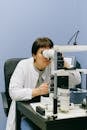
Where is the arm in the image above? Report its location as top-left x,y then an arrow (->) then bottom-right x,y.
69,70 -> 81,88
64,58 -> 81,87
9,61 -> 49,101
9,61 -> 33,101
32,83 -> 49,97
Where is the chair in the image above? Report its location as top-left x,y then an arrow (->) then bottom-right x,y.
1,58 -> 25,116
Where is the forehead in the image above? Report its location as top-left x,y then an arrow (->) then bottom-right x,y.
38,47 -> 50,52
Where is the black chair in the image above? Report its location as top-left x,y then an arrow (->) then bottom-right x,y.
1,58 -> 24,116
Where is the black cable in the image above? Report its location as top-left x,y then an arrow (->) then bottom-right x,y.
67,30 -> 80,45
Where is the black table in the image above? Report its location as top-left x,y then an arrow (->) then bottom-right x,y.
16,101 -> 87,130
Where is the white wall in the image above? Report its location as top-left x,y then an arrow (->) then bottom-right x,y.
0,0 -> 87,91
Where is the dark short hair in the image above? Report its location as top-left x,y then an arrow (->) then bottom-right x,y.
31,37 -> 54,55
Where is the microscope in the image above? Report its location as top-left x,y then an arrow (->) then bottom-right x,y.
35,45 -> 87,119
42,49 -> 70,118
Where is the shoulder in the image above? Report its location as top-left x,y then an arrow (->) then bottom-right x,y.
18,57 -> 33,65
16,57 -> 34,69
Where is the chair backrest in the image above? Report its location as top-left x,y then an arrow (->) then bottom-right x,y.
4,58 -> 25,110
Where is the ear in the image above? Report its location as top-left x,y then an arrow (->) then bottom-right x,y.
33,54 -> 36,61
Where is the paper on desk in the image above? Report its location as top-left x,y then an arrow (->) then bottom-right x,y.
58,105 -> 87,119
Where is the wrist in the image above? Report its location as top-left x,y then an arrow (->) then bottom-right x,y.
32,87 -> 41,97
38,87 -> 41,95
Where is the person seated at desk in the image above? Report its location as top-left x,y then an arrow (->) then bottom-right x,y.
6,37 -> 81,130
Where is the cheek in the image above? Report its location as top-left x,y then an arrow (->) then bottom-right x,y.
36,55 -> 42,63
36,55 -> 42,60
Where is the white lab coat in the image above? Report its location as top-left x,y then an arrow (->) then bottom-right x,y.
6,58 -> 81,130
6,58 -> 51,130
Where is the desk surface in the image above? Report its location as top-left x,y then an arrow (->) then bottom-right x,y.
16,101 -> 87,130
30,102 -> 87,119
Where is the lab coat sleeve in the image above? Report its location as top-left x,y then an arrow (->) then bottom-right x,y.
69,70 -> 81,88
6,100 -> 16,130
9,62 -> 32,101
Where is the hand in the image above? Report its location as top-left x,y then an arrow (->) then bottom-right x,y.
32,83 -> 49,97
39,83 -> 49,95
